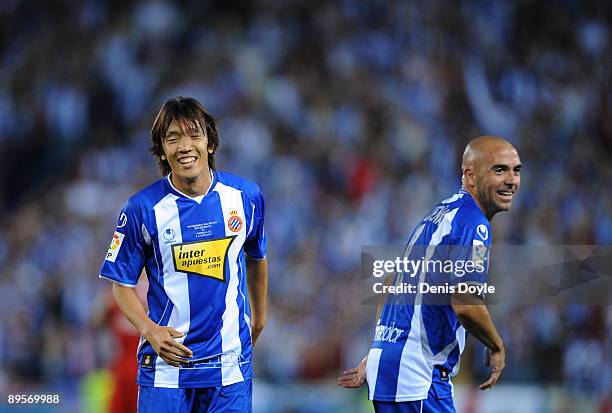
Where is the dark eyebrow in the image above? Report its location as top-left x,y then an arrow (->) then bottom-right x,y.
165,130 -> 180,137
491,164 -> 522,171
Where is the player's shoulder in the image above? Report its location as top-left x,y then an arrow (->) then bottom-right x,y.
215,170 -> 262,199
125,177 -> 171,211
439,189 -> 489,237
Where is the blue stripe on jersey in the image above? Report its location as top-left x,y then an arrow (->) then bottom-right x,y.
236,254 -> 253,377
367,189 -> 491,402
421,306 -> 459,355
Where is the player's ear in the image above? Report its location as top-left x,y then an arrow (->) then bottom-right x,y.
463,168 -> 476,188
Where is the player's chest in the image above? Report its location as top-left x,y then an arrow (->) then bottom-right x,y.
149,195 -> 248,281
153,195 -> 248,245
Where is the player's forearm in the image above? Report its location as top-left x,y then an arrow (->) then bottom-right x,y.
246,257 -> 268,329
112,283 -> 156,336
451,293 -> 504,352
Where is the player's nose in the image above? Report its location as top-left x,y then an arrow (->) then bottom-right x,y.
177,138 -> 193,152
504,172 -> 519,188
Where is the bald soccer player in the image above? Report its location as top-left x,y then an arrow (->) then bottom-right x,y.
339,137 -> 522,412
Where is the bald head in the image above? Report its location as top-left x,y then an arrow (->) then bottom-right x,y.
462,136 -> 517,171
461,136 -> 522,220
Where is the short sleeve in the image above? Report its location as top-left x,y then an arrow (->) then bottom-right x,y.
99,199 -> 147,287
244,190 -> 266,260
447,218 -> 491,286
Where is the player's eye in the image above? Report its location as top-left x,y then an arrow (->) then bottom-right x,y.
494,168 -> 504,174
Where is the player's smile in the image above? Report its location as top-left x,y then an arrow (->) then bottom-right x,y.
177,155 -> 198,168
495,189 -> 514,203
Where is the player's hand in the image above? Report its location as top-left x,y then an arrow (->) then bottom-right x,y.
251,319 -> 265,347
144,324 -> 193,367
338,356 -> 367,388
479,347 -> 505,390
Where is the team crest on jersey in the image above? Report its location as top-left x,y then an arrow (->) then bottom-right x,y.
141,353 -> 155,368
172,236 -> 236,282
226,210 -> 243,233
105,231 -> 124,263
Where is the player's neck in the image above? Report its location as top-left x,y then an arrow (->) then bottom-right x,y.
171,169 -> 213,198
462,185 -> 495,221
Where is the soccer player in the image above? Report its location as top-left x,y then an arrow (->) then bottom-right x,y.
339,136 -> 522,412
99,97 -> 268,413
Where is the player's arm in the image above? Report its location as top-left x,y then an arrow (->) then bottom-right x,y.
451,292 -> 505,390
338,273 -> 394,388
112,283 -> 192,366
246,256 -> 268,347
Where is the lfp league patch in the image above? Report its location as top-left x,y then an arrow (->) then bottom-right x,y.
105,231 -> 125,262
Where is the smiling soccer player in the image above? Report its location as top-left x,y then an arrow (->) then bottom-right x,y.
339,136 -> 521,413
100,97 -> 268,413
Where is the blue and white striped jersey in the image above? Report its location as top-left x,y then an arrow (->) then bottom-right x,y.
366,188 -> 491,402
99,170 -> 266,388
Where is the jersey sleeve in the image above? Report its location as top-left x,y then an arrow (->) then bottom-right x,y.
244,189 -> 267,260
99,199 -> 147,287
448,216 -> 491,286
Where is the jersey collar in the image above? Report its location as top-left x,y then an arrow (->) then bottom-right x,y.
166,170 -> 217,204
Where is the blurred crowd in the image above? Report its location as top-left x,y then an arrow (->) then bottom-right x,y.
0,0 -> 610,404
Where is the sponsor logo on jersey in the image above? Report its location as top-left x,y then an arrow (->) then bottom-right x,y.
117,212 -> 127,228
105,231 -> 125,262
477,224 -> 488,240
227,210 -> 243,232
163,228 -> 176,242
172,236 -> 236,281
374,322 -> 404,344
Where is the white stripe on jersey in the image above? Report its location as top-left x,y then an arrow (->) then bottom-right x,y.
441,192 -> 464,204
451,326 -> 466,376
395,208 -> 459,401
366,348 -> 383,398
153,193 -> 190,388
215,182 -> 246,386
247,203 -> 256,237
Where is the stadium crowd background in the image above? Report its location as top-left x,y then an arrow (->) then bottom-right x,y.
0,0 -> 610,412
